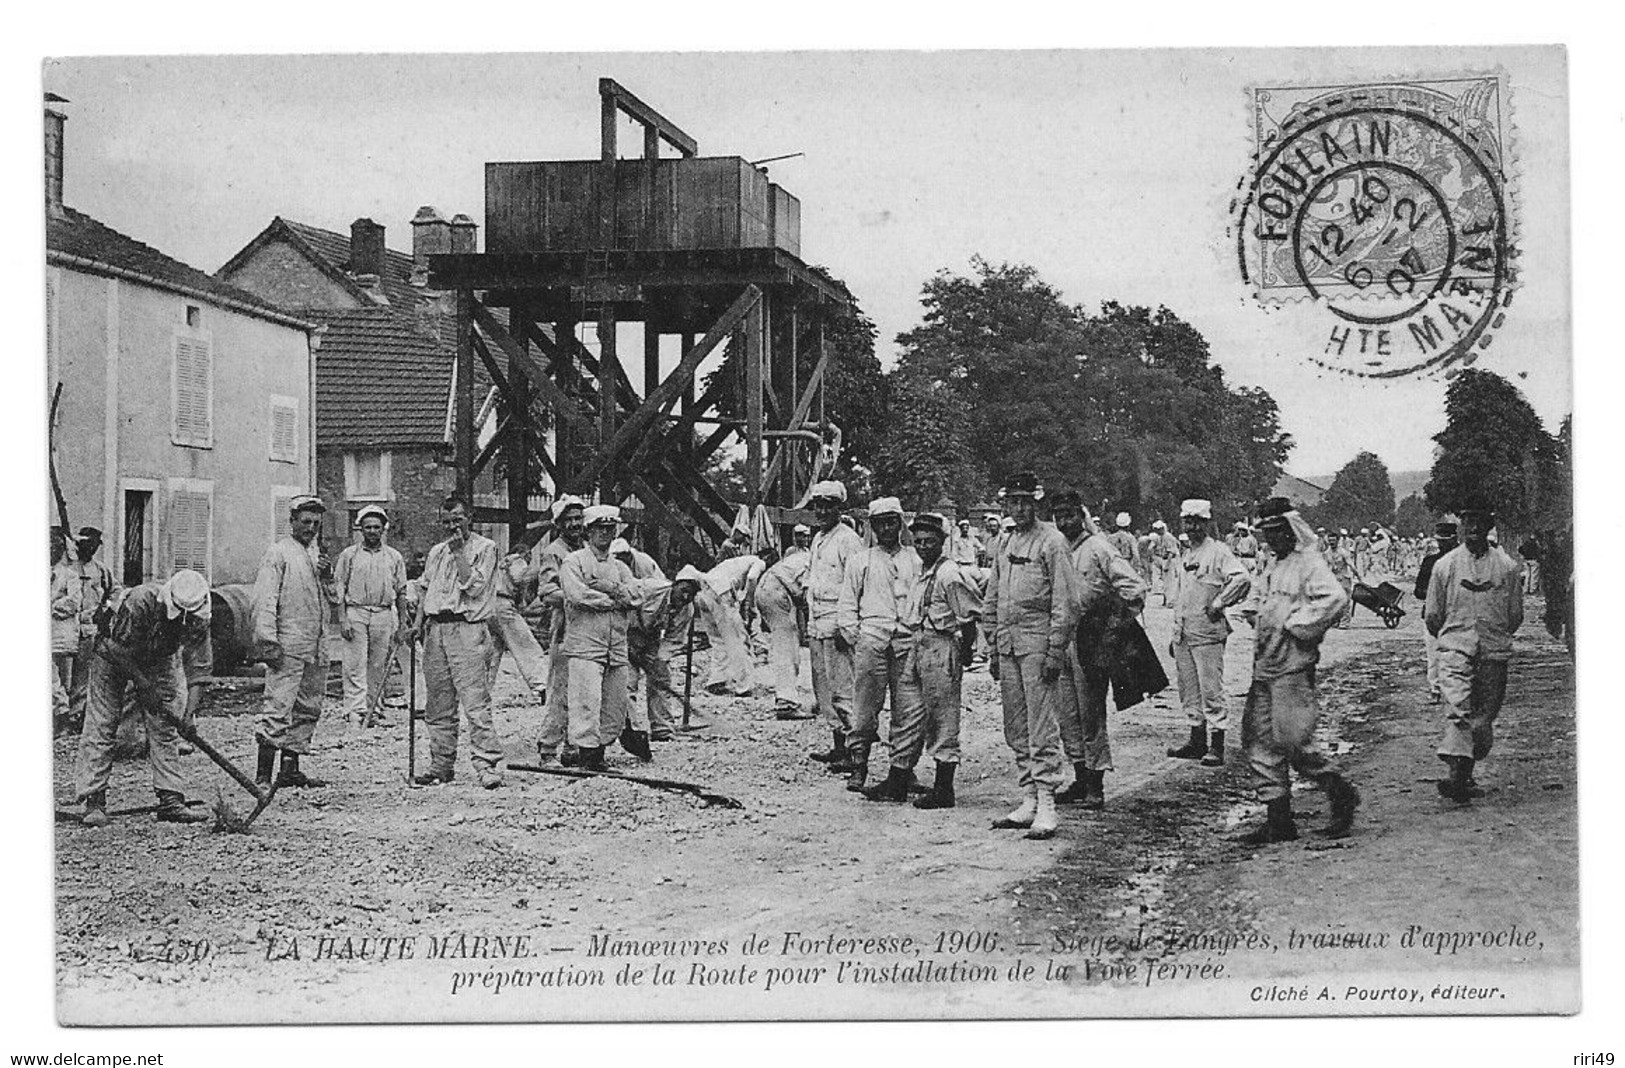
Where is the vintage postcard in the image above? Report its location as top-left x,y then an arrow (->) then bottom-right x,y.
43,45 -> 1575,1027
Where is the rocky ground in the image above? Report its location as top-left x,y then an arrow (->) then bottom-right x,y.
53,581 -> 1578,1023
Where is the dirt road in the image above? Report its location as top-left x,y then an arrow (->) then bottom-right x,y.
54,591 -> 1577,1023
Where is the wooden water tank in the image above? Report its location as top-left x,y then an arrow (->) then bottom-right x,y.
485,157 -> 801,257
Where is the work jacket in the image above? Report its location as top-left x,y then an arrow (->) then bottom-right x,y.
1169,537 -> 1251,646
51,562 -> 81,654
838,543 -> 921,646
1424,545 -> 1524,660
983,520 -> 1076,659
907,556 -> 982,635
757,548 -> 810,612
102,583 -> 209,669
806,523 -> 864,639
253,537 -> 331,660
420,532 -> 499,624
1107,530 -> 1140,568
561,546 -> 634,665
1251,542 -> 1348,680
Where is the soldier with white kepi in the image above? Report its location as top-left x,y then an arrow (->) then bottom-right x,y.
1165,497 -> 1251,767
804,480 -> 865,771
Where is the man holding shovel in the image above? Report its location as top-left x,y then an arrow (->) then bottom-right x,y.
70,570 -> 213,827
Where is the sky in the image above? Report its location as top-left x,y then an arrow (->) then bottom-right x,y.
42,47 -> 1568,479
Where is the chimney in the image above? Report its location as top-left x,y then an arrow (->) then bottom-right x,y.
45,93 -> 68,218
411,205 -> 451,286
350,217 -> 386,279
449,213 -> 478,255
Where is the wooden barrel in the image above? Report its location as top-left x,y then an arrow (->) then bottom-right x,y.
209,584 -> 258,670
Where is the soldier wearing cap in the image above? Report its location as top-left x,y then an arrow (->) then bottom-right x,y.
1324,528 -> 1359,627
70,569 -> 214,827
65,526 -> 119,723
1165,498 -> 1251,767
699,550 -> 765,696
334,505 -> 409,727
835,496 -> 923,795
984,472 -> 1076,840
1149,519 -> 1179,604
410,496 -> 503,788
1229,521 -> 1260,574
482,524 -> 551,707
560,504 -> 638,771
866,511 -> 980,808
619,563 -> 704,752
1425,500 -> 1523,804
1108,512 -> 1141,573
756,527 -> 814,719
51,528 -> 80,734
252,494 -> 337,789
805,481 -> 865,769
1414,516 -> 1461,704
1235,497 -> 1358,843
534,496 -> 587,765
1049,490 -> 1146,808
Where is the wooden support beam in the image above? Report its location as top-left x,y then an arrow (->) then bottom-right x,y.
599,78 -> 698,157
761,340 -> 833,494
471,334 -> 562,487
627,474 -> 713,568
592,285 -> 760,489
745,290 -> 764,505
647,461 -> 730,545
472,305 -> 596,439
644,324 -> 659,401
507,300 -> 534,543
455,290 -> 476,504
598,311 -> 617,494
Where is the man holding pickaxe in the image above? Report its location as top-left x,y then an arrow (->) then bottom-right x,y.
69,570 -> 213,827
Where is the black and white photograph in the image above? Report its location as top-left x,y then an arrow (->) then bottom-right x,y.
12,15 -> 1619,1063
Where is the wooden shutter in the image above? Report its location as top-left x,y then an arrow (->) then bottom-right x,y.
170,488 -> 212,576
272,492 -> 294,540
173,335 -> 213,446
270,397 -> 299,462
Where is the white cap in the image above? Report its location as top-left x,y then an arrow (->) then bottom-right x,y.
356,504 -> 389,525
583,504 -> 620,527
1180,499 -> 1212,519
550,495 -> 586,520
810,480 -> 847,503
792,523 -> 811,535
1001,517 -> 1016,531
675,564 -> 706,584
867,496 -> 904,518
1115,512 -> 1131,528
609,537 -> 633,556
1339,528 -> 1349,535
1152,519 -> 1167,530
162,569 -> 211,619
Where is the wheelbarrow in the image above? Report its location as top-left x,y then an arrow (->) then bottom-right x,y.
1352,580 -> 1406,628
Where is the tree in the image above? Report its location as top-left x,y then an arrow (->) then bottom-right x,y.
1393,492 -> 1433,536
884,259 -> 1293,522
1315,451 -> 1395,532
870,371 -> 987,509
1425,369 -> 1560,546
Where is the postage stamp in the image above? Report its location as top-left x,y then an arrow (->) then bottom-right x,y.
1232,77 -> 1516,379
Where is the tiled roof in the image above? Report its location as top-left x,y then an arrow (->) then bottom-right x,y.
311,308 -> 452,450
46,207 -> 311,328
279,219 -> 427,309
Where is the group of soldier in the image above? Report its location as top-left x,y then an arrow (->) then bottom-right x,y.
53,471 -> 1532,845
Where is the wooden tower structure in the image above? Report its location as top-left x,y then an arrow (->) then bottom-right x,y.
431,79 -> 849,565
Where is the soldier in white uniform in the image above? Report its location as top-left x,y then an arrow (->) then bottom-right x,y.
334,505 -> 409,727
984,473 -> 1076,841
534,496 -> 586,765
756,531 -> 813,719
804,481 -> 865,770
1165,498 -> 1251,768
252,495 -> 336,789
559,505 -> 637,772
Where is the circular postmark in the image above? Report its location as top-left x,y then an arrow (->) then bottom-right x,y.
1232,79 -> 1515,379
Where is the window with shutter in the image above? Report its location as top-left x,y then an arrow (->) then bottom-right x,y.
169,487 -> 212,577
269,395 -> 299,462
172,334 -> 213,447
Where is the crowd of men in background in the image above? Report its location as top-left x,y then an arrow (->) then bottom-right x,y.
51,473 -> 1563,843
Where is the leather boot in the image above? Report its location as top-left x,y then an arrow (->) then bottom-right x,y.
155,789 -> 209,824
861,765 -> 912,803
276,752 -> 327,788
1080,769 -> 1106,810
1201,729 -> 1226,766
255,740 -> 277,788
619,726 -> 652,762
810,730 -> 846,763
844,742 -> 870,792
992,790 -> 1037,829
1056,762 -> 1092,804
1024,789 -> 1059,840
580,746 -> 610,772
1437,756 -> 1474,803
1168,725 -> 1207,760
912,762 -> 956,809
1320,773 -> 1361,838
1236,796 -> 1297,844
80,789 -> 109,828
560,745 -> 581,768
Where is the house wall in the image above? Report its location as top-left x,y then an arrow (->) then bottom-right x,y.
221,238 -> 362,311
314,446 -> 459,569
49,265 -> 314,587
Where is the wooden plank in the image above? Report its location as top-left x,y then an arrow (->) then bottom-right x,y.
472,304 -> 596,438
600,78 -> 699,157
576,285 -> 759,492
507,300 -> 533,543
598,311 -> 617,492
761,340 -> 832,493
455,290 -> 476,504
644,323 -> 660,400
745,291 -> 764,504
627,474 -> 712,568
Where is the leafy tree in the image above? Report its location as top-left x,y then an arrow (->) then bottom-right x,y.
1425,369 -> 1559,546
1316,451 -> 1395,531
1393,492 -> 1433,536
871,371 -> 987,509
